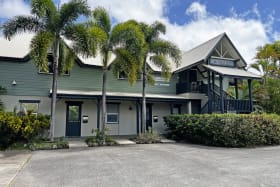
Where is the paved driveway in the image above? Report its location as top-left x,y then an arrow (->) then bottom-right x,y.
12,144 -> 280,187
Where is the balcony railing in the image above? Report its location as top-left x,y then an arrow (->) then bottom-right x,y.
209,99 -> 251,113
176,82 -> 207,94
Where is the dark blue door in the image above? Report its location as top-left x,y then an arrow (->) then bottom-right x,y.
66,103 -> 81,136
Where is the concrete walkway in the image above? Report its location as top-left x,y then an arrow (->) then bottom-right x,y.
0,151 -> 31,187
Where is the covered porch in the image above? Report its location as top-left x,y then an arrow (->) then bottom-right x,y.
203,65 -> 261,114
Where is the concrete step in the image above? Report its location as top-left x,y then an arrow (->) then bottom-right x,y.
68,141 -> 88,149
160,139 -> 176,143
114,139 -> 136,145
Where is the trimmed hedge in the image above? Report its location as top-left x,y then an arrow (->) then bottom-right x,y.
164,114 -> 280,147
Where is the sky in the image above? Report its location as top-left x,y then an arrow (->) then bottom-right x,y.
0,0 -> 279,64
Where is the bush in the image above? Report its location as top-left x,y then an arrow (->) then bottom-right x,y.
133,128 -> 162,144
85,129 -> 116,146
164,114 -> 280,147
0,111 -> 50,149
28,140 -> 69,151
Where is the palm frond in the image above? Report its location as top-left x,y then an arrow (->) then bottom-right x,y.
1,16 -> 42,40
110,20 -> 145,60
250,63 -> 261,73
146,68 -> 155,85
59,0 -> 90,28
112,48 -> 138,85
30,31 -> 54,71
64,24 -> 94,57
31,0 -> 57,18
150,21 -> 166,39
149,55 -> 171,80
150,39 -> 181,67
92,7 -> 111,35
59,41 -> 76,74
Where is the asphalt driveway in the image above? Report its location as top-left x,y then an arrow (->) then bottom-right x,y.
12,144 -> 280,187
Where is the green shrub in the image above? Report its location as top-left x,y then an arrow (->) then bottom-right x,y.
133,128 -> 162,144
85,129 -> 116,146
28,140 -> 69,151
164,114 -> 280,147
0,111 -> 50,149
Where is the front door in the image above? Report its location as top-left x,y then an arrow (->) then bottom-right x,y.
146,104 -> 152,131
66,103 -> 81,136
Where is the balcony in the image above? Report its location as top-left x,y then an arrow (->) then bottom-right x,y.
176,82 -> 208,94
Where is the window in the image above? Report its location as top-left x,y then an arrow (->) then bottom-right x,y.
106,103 -> 119,124
154,74 -> 170,86
118,71 -> 127,80
171,105 -> 181,114
19,100 -> 40,115
39,54 -> 69,75
118,71 -> 142,80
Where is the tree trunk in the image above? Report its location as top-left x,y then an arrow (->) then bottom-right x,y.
50,39 -> 59,141
101,53 -> 108,144
141,57 -> 147,134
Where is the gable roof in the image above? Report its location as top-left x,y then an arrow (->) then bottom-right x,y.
174,33 -> 248,73
0,32 -> 249,74
0,33 -> 33,59
174,33 -> 224,73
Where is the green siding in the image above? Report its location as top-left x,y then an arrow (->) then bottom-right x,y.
0,60 -> 51,96
0,59 -> 178,96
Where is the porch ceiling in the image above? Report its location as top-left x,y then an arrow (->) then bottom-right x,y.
51,89 -> 188,101
203,64 -> 261,79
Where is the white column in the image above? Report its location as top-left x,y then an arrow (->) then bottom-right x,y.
188,101 -> 192,114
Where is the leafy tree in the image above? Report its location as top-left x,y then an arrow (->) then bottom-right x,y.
251,41 -> 280,114
1,0 -> 90,140
137,22 -> 181,133
68,8 -> 145,141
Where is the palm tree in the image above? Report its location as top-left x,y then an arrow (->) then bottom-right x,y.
1,0 -> 90,140
67,8 -> 144,141
138,21 -> 181,133
0,86 -> 6,111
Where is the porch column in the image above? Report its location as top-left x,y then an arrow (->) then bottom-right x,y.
207,70 -> 212,113
234,78 -> 239,99
97,98 -> 100,130
188,101 -> 192,114
136,101 -> 140,134
248,79 -> 253,112
212,71 -> 215,94
219,75 -> 224,113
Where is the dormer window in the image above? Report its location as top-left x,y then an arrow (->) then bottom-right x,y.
38,54 -> 69,75
118,71 -> 142,80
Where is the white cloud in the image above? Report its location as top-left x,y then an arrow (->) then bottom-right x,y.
0,0 -> 30,18
185,2 -> 207,20
62,0 -> 167,24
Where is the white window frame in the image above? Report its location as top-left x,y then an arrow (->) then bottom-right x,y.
19,100 -> 40,116
106,103 -> 119,124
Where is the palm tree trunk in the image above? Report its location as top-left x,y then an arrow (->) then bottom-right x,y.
101,53 -> 108,144
141,57 -> 147,134
50,39 -> 59,141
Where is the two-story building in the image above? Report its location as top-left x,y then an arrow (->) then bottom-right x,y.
0,33 -> 261,137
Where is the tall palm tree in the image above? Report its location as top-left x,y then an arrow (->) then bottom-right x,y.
67,8 -> 144,140
1,0 -> 90,140
0,86 -> 6,111
138,22 -> 181,133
